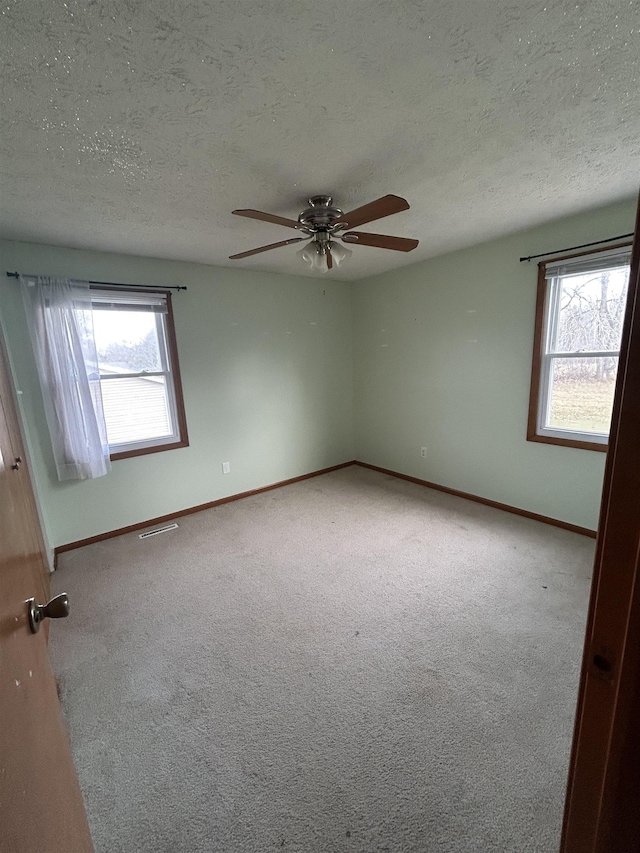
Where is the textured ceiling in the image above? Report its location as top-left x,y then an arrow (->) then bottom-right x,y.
1,1 -> 639,281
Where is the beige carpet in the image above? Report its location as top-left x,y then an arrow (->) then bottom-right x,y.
51,465 -> 594,852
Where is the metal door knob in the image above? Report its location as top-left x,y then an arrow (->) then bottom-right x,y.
27,593 -> 70,633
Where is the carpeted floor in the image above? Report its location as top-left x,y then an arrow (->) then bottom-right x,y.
51,466 -> 594,853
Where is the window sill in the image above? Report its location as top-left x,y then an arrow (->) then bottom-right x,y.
110,438 -> 189,461
526,431 -> 608,453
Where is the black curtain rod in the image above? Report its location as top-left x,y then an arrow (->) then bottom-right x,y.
5,271 -> 187,291
519,233 -> 634,263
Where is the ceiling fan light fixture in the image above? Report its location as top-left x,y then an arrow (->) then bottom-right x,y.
297,239 -> 351,273
297,242 -> 327,273
328,240 -> 352,267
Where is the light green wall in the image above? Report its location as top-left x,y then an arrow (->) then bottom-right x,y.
0,240 -> 354,547
1,197 -> 634,547
352,197 -> 637,532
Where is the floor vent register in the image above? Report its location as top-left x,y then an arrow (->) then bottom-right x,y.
138,523 -> 179,539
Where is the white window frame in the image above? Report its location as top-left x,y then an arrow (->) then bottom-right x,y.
528,244 -> 632,451
91,287 -> 188,459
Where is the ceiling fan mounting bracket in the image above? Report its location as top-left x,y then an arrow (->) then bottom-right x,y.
307,195 -> 334,207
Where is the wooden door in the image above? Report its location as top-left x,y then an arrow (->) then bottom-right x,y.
0,332 -> 93,853
560,192 -> 640,853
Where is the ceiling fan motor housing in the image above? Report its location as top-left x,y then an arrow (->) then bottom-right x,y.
298,196 -> 344,231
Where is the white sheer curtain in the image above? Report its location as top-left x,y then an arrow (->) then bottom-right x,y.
21,276 -> 111,481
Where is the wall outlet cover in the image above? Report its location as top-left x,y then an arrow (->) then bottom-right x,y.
222,462 -> 230,474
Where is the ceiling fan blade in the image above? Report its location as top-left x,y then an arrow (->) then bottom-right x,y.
333,195 -> 410,229
341,232 -> 419,252
326,245 -> 333,270
229,237 -> 305,259
232,209 -> 302,229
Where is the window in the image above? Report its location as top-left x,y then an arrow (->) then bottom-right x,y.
91,287 -> 188,459
528,244 -> 632,451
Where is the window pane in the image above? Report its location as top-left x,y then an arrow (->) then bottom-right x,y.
93,309 -> 163,373
547,356 -> 618,434
100,375 -> 172,446
554,266 -> 629,353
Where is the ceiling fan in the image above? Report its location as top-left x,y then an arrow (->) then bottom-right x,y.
229,194 -> 418,272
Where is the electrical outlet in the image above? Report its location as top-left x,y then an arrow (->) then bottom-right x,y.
222,462 -> 230,474
421,447 -> 427,458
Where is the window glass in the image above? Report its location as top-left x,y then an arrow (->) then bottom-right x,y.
553,267 -> 629,354
547,356 -> 618,434
528,246 -> 631,450
93,309 -> 163,373
89,289 -> 187,457
99,375 -> 172,446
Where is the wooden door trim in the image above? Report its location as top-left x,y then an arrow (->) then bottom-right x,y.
0,324 -> 50,599
560,196 -> 640,852
0,324 -> 94,852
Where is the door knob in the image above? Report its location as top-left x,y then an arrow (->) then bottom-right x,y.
27,593 -> 70,634
11,456 -> 22,470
